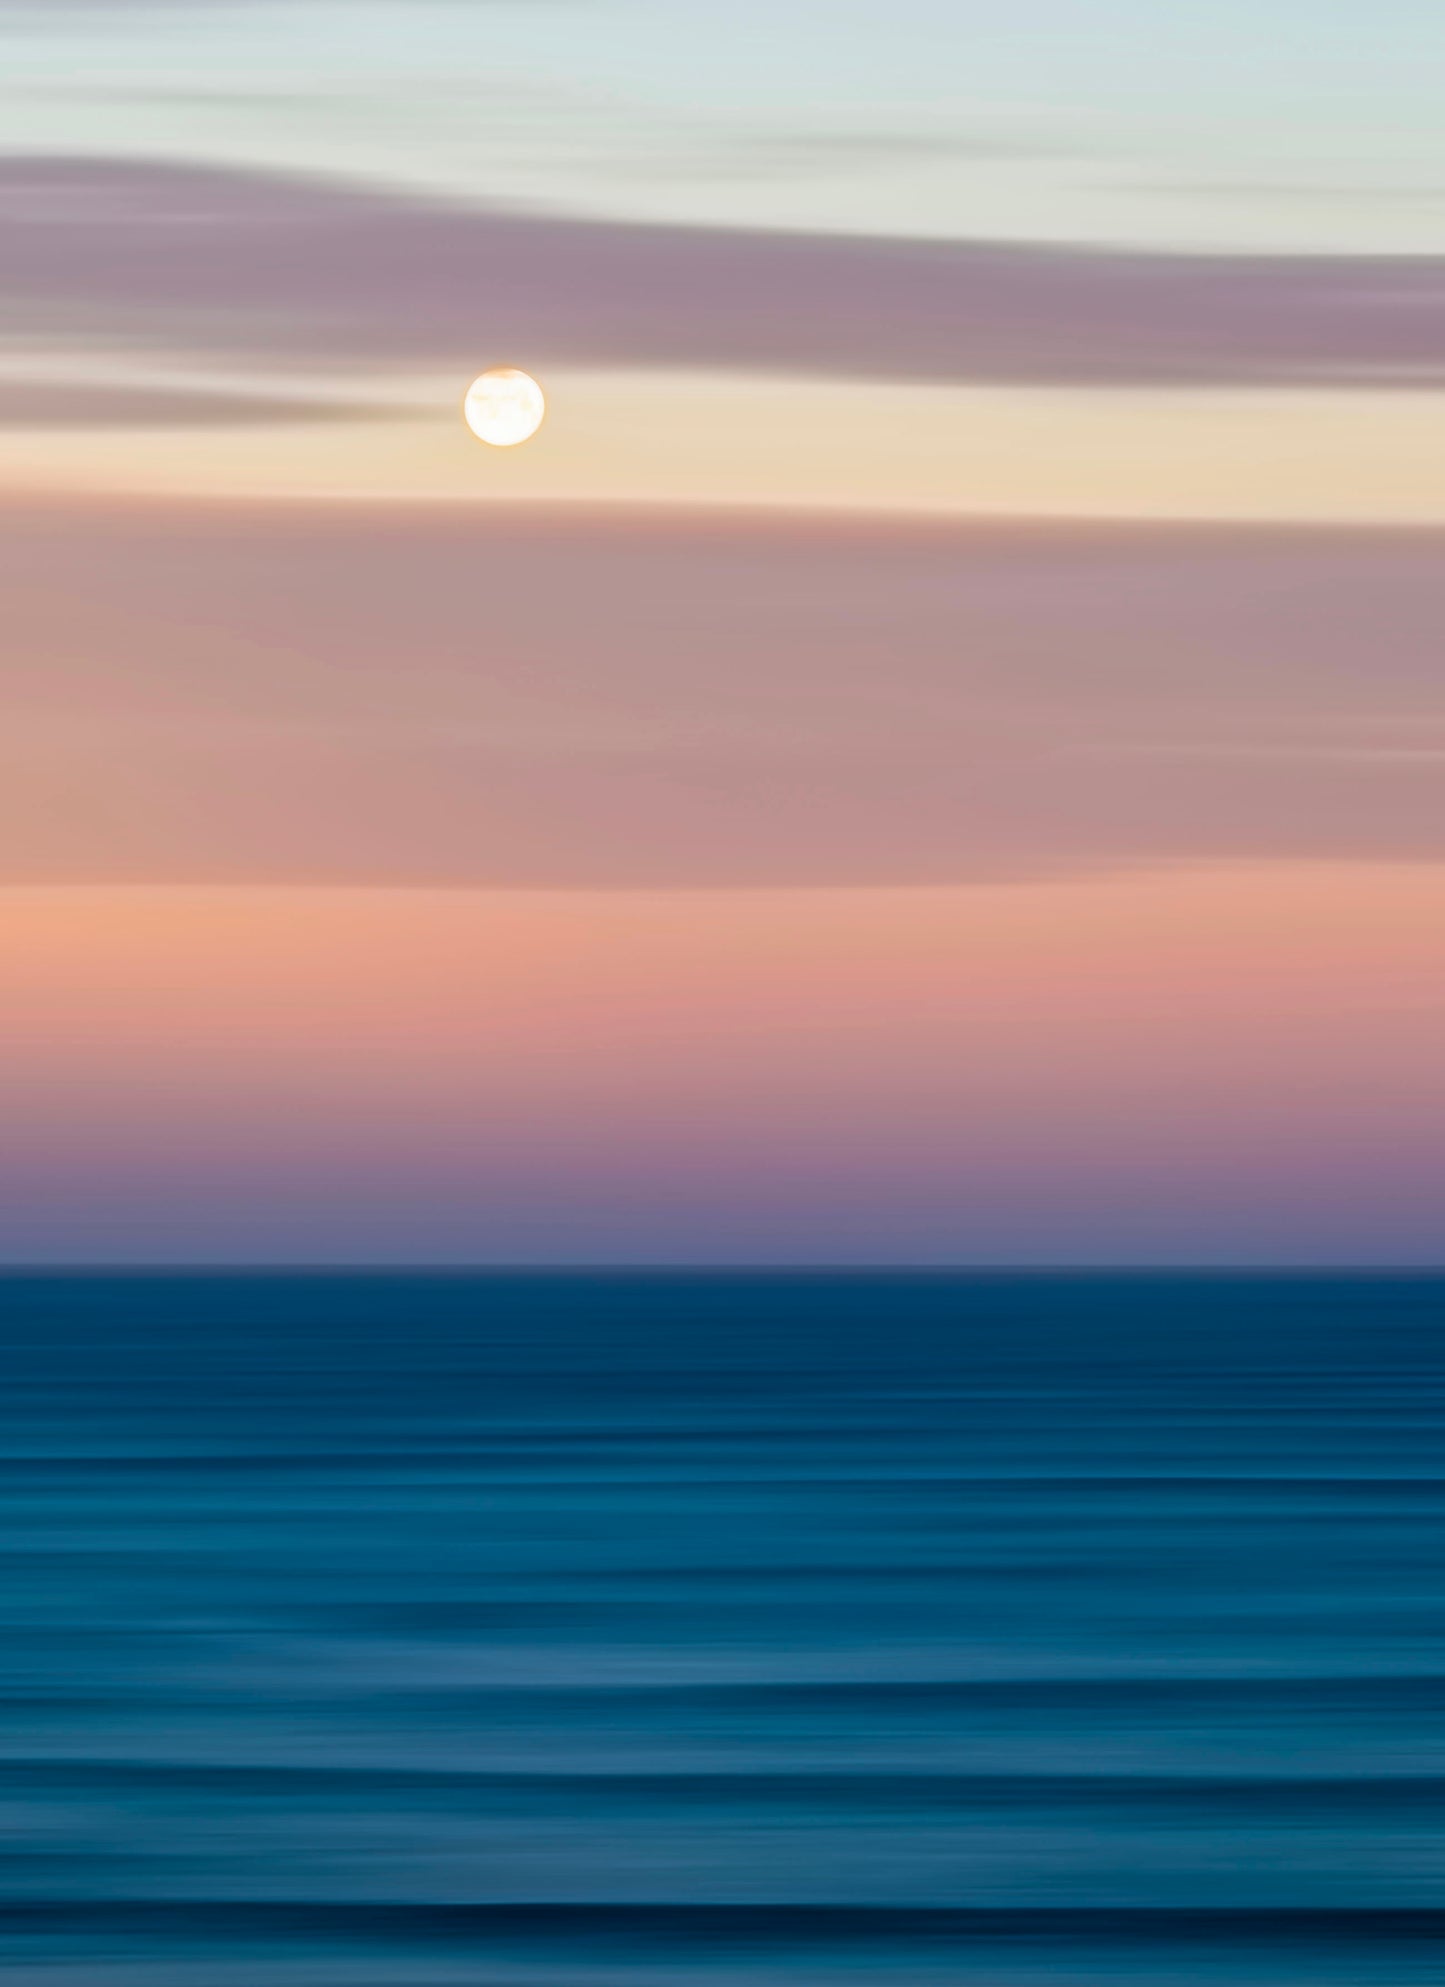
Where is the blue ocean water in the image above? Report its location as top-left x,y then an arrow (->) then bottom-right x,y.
0,1271 -> 1441,1985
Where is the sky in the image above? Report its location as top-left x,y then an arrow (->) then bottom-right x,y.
6,0 -> 1445,249
2,0 -> 1443,1262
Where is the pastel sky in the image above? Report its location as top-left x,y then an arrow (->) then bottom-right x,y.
2,0 -> 1442,1261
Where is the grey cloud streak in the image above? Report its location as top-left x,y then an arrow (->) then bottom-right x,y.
4,496 -> 1444,887
4,156 -> 1445,393
0,381 -> 408,426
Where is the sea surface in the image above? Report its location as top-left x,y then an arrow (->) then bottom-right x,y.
1,1272 -> 1441,1985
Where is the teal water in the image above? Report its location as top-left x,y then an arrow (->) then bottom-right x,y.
1,1272 -> 1442,1983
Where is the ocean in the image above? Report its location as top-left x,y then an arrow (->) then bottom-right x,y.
1,1271 -> 1441,1984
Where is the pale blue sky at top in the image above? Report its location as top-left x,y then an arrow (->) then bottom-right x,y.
4,0 -> 1444,249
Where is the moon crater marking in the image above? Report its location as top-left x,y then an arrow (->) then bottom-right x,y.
464,367 -> 546,447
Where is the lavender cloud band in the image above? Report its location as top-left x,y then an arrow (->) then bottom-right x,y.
5,156 -> 1444,403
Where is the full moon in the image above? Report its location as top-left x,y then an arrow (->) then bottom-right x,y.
463,367 -> 546,447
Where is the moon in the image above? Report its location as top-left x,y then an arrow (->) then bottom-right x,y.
463,367 -> 546,447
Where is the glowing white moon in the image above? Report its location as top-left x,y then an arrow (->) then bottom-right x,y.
463,367 -> 546,447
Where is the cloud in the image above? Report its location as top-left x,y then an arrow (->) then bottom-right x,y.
0,381 -> 406,426
596,124 -> 1091,185
4,495 -> 1444,887
4,156 -> 1444,392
